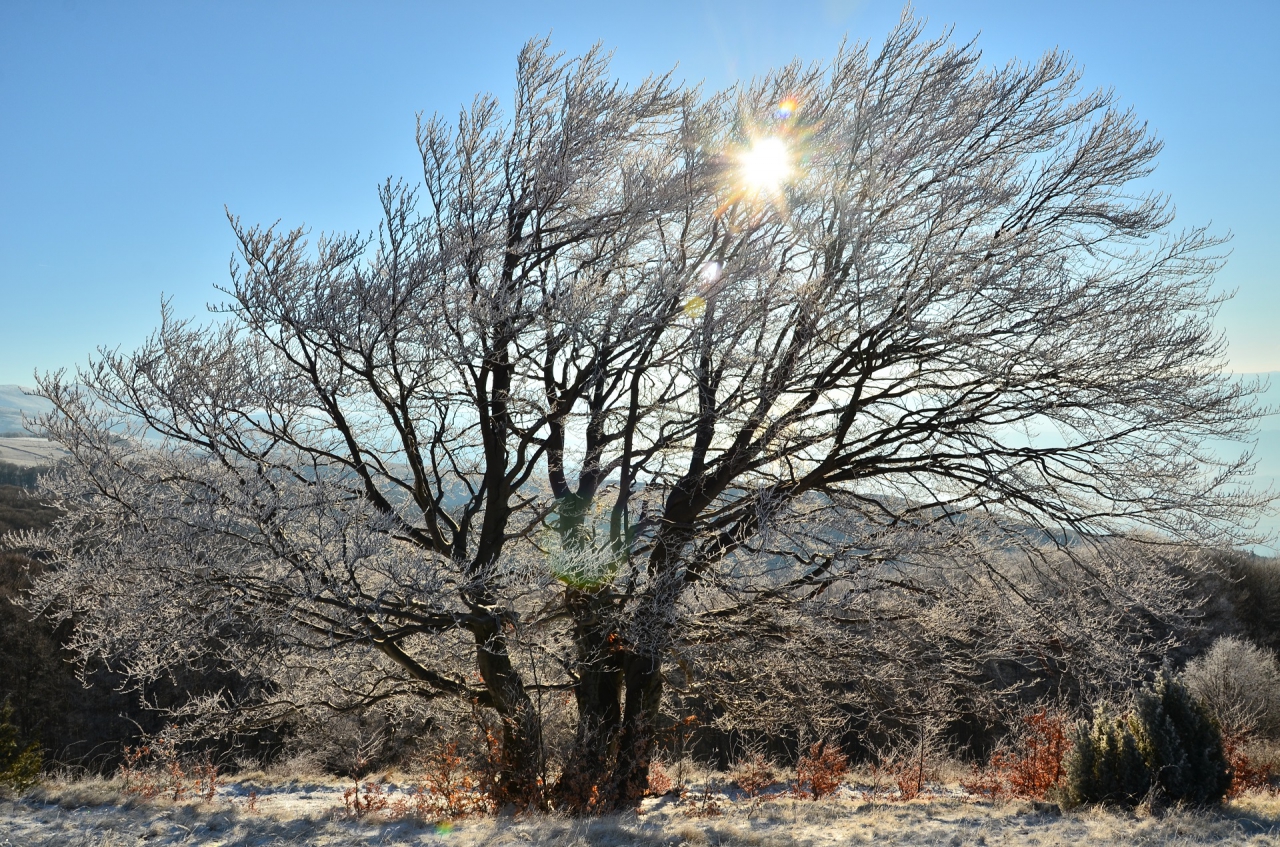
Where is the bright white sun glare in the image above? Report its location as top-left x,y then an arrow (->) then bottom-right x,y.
739,137 -> 791,192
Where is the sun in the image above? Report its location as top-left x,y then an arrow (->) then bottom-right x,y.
739,137 -> 792,193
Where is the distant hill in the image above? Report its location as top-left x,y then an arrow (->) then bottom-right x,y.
0,385 -> 53,436
0,377 -> 1274,541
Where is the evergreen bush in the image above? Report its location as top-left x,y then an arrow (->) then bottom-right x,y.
1062,706 -> 1150,807
1061,672 -> 1229,808
0,701 -> 41,792
1130,671 -> 1231,804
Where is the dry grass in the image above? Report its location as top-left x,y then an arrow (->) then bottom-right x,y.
3,777 -> 1280,846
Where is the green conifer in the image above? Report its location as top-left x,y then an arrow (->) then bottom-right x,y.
1062,706 -> 1149,807
0,702 -> 41,792
1130,671 -> 1230,804
1062,672 -> 1230,808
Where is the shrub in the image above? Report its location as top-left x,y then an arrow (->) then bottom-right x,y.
863,735 -> 938,802
796,740 -> 848,800
1063,672 -> 1230,808
646,760 -> 674,797
730,750 -> 775,799
1061,706 -> 1151,807
409,740 -> 485,817
342,780 -> 389,819
1182,636 -> 1280,738
1223,736 -> 1280,797
1130,671 -> 1231,804
0,701 -> 41,792
682,777 -> 723,818
117,735 -> 218,802
961,708 -> 1070,800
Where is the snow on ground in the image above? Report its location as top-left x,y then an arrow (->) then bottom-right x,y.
4,779 -> 1280,846
0,383 -> 65,468
0,436 -> 67,468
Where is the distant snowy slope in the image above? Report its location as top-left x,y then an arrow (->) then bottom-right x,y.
0,385 -> 53,435
0,378 -> 1273,540
1225,373 -> 1280,479
1250,376 -> 1280,552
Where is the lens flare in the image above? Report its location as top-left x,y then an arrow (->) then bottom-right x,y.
775,97 -> 798,119
739,137 -> 792,193
683,295 -> 707,318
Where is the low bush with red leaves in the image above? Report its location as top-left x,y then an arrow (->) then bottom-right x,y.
962,708 -> 1070,801
731,751 -> 776,799
342,780 -> 389,818
405,739 -> 492,818
796,741 -> 848,800
1224,735 -> 1280,798
646,760 -> 674,797
117,735 -> 219,803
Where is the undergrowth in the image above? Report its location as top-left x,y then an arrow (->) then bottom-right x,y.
117,736 -> 218,803
962,708 -> 1071,801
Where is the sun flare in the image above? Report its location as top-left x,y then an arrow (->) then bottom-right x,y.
739,137 -> 792,193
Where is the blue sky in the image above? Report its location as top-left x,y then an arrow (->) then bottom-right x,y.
1,0 -> 1277,386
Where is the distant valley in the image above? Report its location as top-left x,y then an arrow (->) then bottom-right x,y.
2,379 -> 1276,546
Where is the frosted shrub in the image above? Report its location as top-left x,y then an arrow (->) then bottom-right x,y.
1063,673 -> 1229,808
1131,672 -> 1231,804
1183,636 -> 1280,738
1062,707 -> 1151,808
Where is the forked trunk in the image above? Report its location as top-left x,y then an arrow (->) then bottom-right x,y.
553,589 -> 625,812
553,653 -> 664,814
553,590 -> 667,814
609,652 -> 664,809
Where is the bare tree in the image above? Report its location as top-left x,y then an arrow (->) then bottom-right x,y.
16,15 -> 1269,811
1182,636 -> 1280,738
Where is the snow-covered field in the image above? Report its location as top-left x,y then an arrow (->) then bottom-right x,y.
4,779 -> 1280,846
0,384 -> 65,468
0,436 -> 67,468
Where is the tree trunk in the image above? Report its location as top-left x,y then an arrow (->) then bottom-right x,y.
474,623 -> 545,809
553,589 -> 624,812
608,651 -> 664,810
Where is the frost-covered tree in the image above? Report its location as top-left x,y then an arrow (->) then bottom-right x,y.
16,15 -> 1269,811
1182,636 -> 1280,738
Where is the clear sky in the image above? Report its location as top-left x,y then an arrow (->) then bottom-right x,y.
1,0 -> 1277,386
